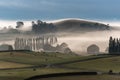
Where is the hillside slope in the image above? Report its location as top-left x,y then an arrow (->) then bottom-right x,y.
53,19 -> 110,32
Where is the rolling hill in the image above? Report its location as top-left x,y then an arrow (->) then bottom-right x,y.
0,51 -> 120,80
0,19 -> 111,34
53,19 -> 110,33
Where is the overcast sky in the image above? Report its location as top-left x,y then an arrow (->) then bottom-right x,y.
0,0 -> 120,21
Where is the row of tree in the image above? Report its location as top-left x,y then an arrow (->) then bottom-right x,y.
14,36 -> 57,51
109,36 -> 120,54
32,20 -> 57,34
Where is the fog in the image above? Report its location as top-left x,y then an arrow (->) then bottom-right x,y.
58,28 -> 120,54
0,19 -> 120,54
58,31 -> 108,54
0,20 -> 31,31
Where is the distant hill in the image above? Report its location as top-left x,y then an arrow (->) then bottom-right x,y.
53,19 -> 110,33
0,19 -> 111,34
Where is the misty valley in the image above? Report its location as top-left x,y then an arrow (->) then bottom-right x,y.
0,18 -> 120,55
0,19 -> 114,54
0,19 -> 120,80
0,0 -> 120,80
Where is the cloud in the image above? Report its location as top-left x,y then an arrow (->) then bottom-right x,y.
0,20 -> 31,29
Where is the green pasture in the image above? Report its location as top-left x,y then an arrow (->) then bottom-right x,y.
0,51 -> 119,80
0,68 -> 79,80
0,51 -> 80,65
63,55 -> 120,72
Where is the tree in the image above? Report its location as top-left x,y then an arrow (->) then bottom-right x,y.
109,36 -> 113,53
109,37 -> 120,54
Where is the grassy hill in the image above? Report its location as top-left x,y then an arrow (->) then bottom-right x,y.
63,55 -> 120,72
0,51 -> 80,66
53,19 -> 110,33
0,51 -> 81,80
0,61 -> 30,69
0,51 -> 120,80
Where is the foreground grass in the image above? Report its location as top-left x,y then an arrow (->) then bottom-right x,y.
1,68 -> 120,80
0,68 -> 79,80
38,75 -> 120,80
0,51 -> 120,80
63,55 -> 120,72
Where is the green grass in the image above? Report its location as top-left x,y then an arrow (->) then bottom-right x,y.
0,68 -> 79,80
0,52 -> 81,65
0,52 -> 111,66
0,51 -> 120,80
0,61 -> 31,69
63,55 -> 120,72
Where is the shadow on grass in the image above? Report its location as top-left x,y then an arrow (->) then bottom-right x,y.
25,72 -> 97,80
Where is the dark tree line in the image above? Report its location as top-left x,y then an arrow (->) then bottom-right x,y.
109,36 -> 120,54
32,20 -> 57,34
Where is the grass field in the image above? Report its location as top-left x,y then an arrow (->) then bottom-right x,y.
0,61 -> 31,69
0,68 -> 79,80
0,51 -> 80,65
0,51 -> 81,80
0,51 -> 120,80
63,55 -> 120,72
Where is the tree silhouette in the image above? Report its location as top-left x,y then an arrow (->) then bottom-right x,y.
109,36 -> 120,54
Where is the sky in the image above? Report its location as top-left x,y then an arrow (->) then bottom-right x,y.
0,0 -> 120,27
0,0 -> 120,21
